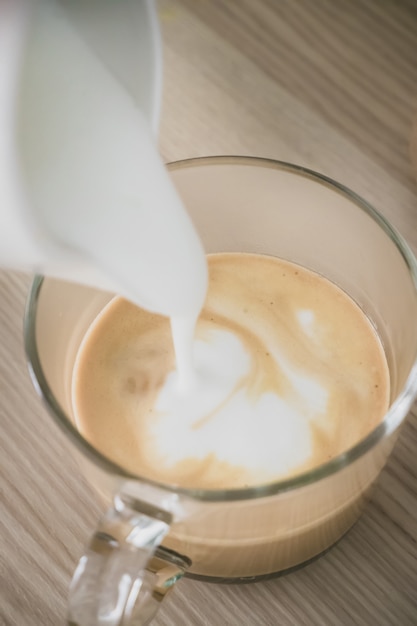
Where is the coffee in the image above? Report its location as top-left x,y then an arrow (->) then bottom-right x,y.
72,253 -> 389,490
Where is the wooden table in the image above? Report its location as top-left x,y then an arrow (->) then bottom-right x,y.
1,1 -> 417,624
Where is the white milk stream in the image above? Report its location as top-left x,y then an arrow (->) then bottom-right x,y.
16,1 -> 207,380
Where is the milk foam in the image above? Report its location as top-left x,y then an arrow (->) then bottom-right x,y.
296,309 -> 315,337
150,327 -> 322,479
72,254 -> 390,489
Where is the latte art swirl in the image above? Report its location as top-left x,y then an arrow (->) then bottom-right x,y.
72,253 -> 389,489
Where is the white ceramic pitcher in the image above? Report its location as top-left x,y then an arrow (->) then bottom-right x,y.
0,0 -> 165,300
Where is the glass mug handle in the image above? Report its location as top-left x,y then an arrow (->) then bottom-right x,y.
67,493 -> 190,626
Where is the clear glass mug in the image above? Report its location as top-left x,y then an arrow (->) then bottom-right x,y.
24,157 -> 417,625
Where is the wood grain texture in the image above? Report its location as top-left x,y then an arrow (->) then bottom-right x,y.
1,1 -> 417,624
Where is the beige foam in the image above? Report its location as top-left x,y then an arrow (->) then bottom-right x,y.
72,253 -> 389,489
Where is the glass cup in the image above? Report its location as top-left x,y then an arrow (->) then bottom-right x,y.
24,157 -> 417,625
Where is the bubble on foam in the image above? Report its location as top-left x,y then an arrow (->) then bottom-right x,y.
148,327 -> 328,479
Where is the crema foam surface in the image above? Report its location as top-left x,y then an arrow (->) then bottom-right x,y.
72,254 -> 390,489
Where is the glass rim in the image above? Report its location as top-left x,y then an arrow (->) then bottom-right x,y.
23,156 -> 417,503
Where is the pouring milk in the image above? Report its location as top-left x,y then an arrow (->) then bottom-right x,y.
1,0 -> 207,337
2,1 -> 390,488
